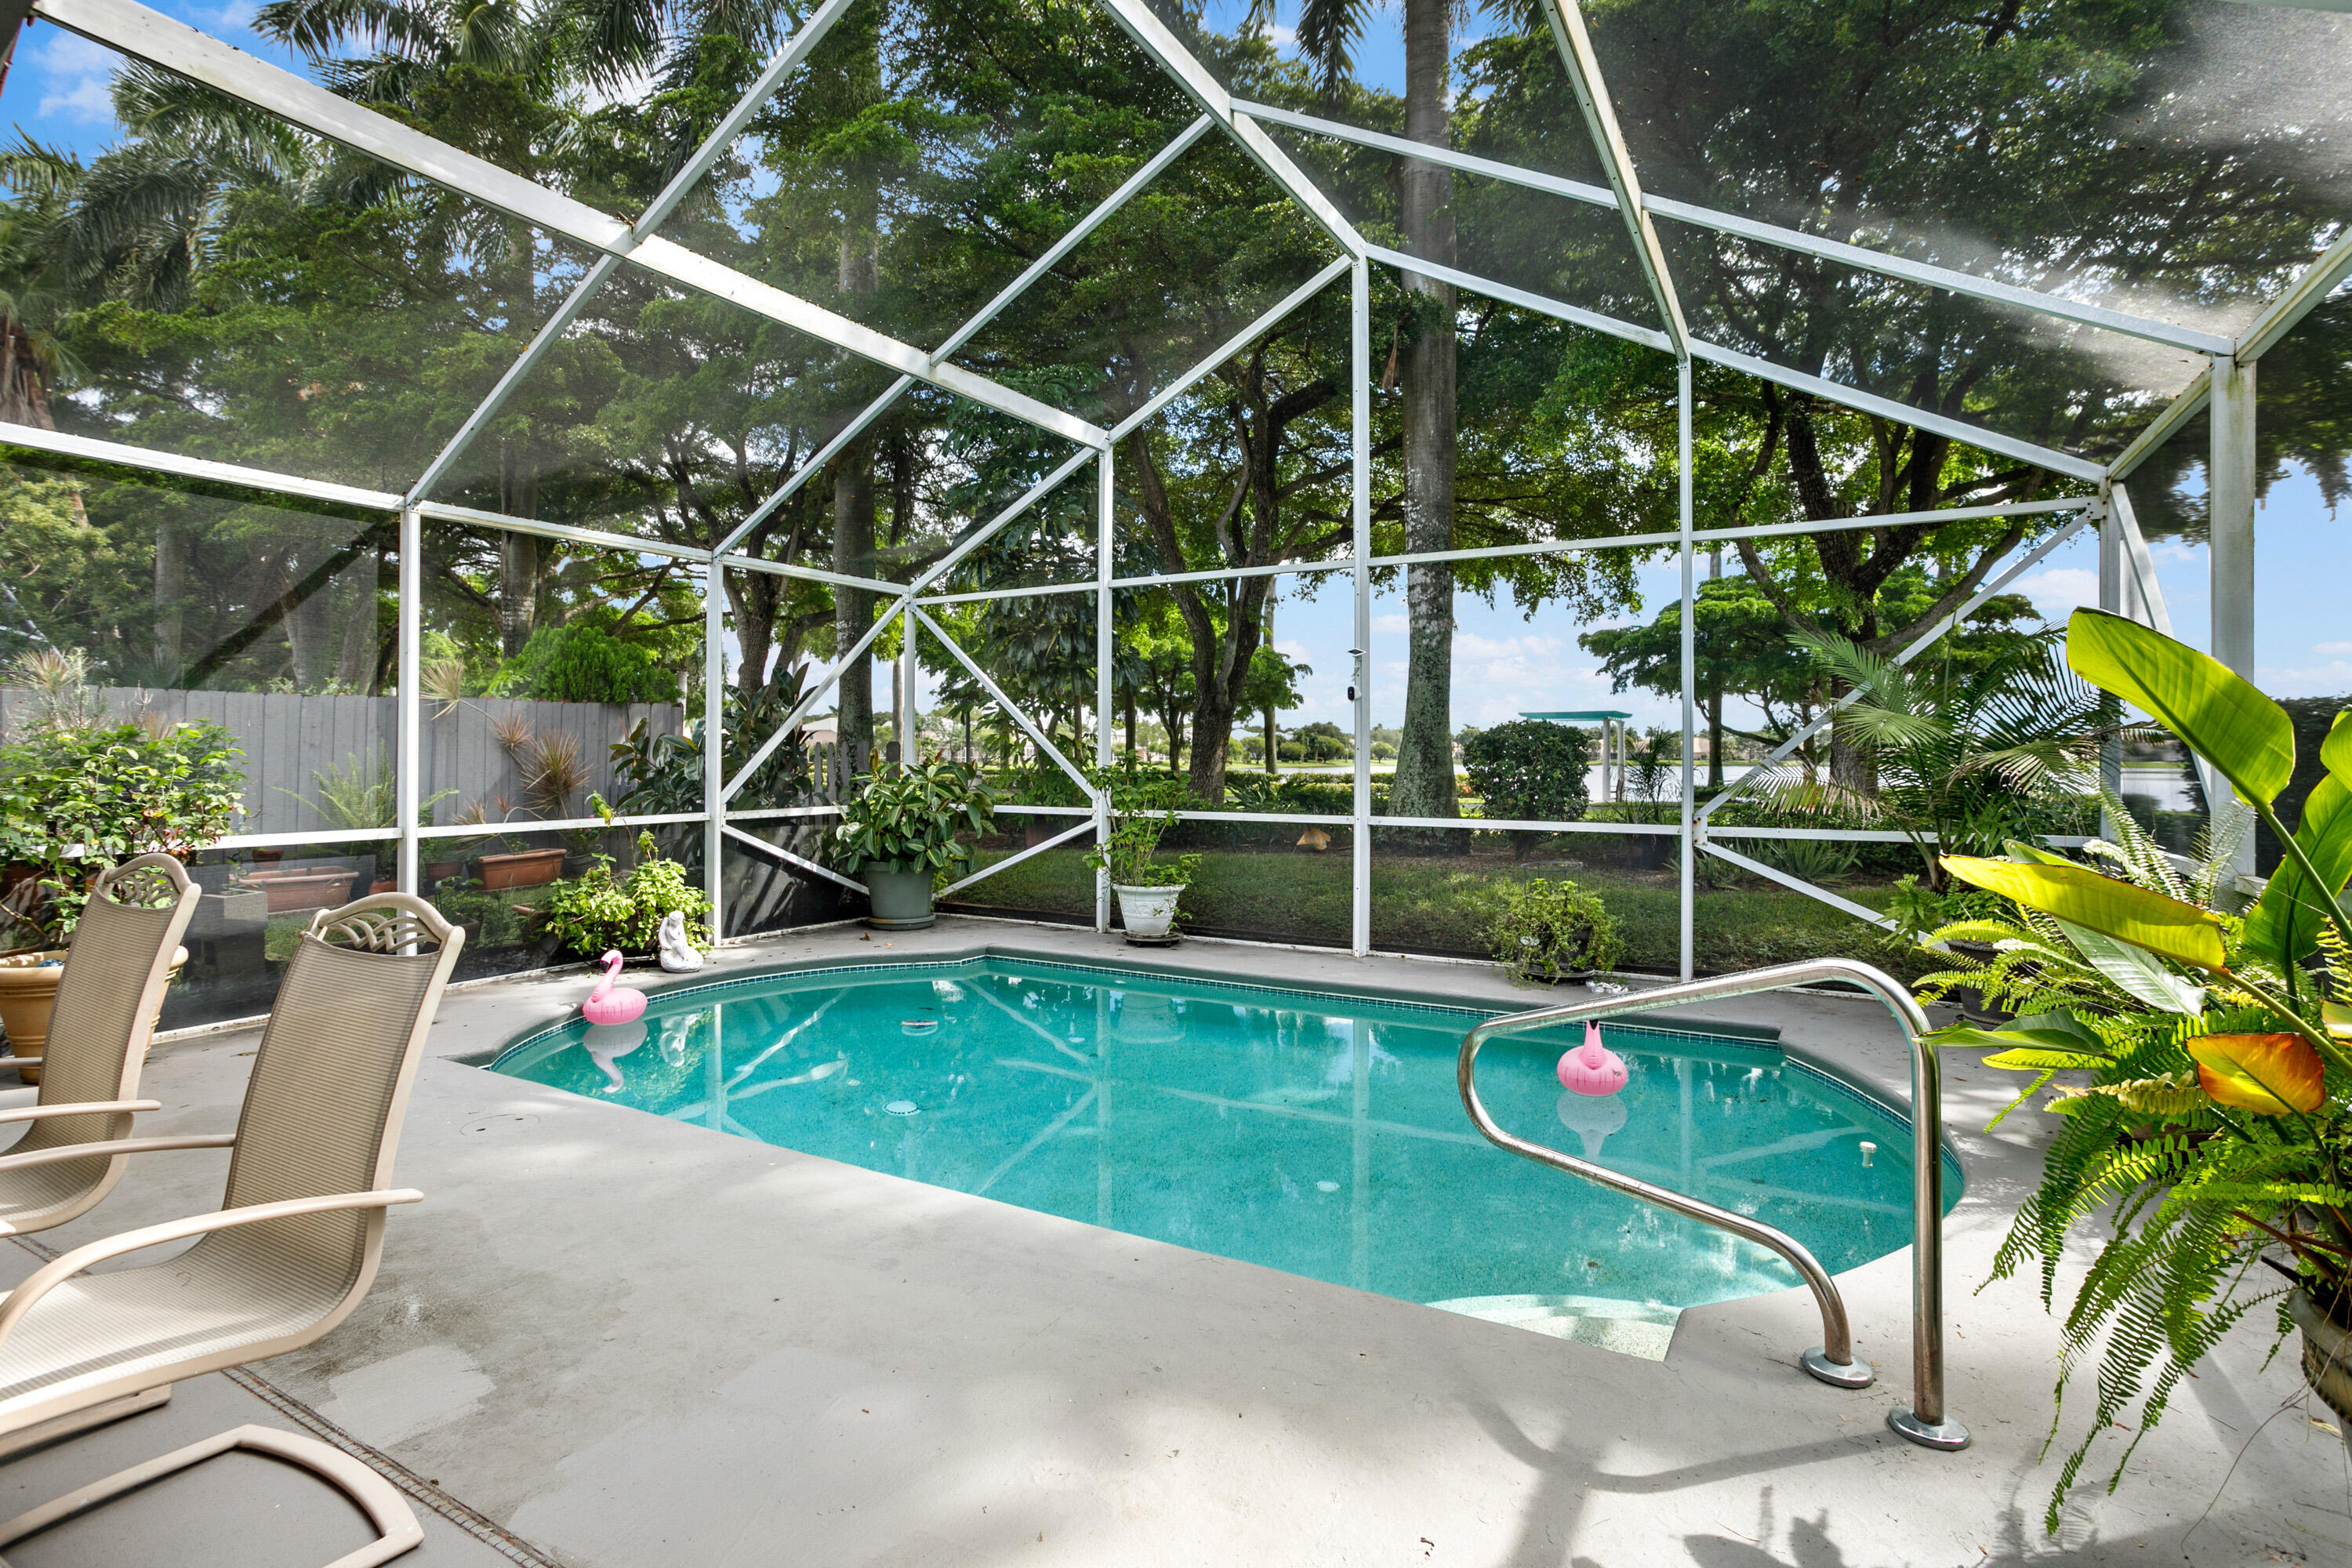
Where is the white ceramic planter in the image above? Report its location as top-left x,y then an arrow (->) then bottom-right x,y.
1113,884 -> 1183,941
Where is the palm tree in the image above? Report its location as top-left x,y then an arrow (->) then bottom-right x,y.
1779,630 -> 2116,891
1256,0 -> 1460,818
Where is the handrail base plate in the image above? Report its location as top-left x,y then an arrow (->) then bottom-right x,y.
1801,1348 -> 1875,1389
1888,1407 -> 1971,1450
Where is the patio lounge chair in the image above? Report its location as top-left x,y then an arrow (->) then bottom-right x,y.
0,853 -> 203,1239
0,893 -> 464,1568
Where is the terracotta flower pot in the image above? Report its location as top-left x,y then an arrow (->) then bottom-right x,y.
0,945 -> 188,1085
234,869 -> 355,915
477,848 -> 566,891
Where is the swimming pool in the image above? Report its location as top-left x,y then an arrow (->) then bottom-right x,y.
490,958 -> 1959,1356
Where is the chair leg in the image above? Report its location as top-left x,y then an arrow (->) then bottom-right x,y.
0,1422 -> 423,1568
0,1385 -> 170,1461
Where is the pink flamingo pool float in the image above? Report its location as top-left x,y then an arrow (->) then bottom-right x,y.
1556,1023 -> 1627,1096
582,950 -> 646,1025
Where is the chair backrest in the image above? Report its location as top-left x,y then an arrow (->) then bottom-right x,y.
16,856 -> 200,1169
203,895 -> 463,1302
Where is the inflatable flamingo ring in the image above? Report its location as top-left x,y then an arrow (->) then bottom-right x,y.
1556,1022 -> 1628,1096
583,949 -> 647,1026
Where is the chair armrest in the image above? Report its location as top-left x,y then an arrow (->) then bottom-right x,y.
0,1132 -> 238,1184
0,1100 -> 161,1127
0,1189 -> 424,1351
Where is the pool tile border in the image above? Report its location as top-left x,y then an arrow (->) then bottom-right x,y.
485,946 -> 1778,1070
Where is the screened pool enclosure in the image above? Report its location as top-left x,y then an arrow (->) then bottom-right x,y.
0,0 -> 2346,1029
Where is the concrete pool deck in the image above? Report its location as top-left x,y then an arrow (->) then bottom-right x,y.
0,916 -> 2343,1566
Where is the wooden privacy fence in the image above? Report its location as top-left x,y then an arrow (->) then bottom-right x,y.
0,686 -> 682,837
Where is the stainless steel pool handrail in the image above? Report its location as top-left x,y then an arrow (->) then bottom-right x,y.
1457,957 -> 1969,1451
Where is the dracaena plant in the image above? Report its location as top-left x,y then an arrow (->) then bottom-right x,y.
829,758 -> 997,878
1922,608 -> 2352,1531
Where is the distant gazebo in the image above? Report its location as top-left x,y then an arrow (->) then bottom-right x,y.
1520,710 -> 1632,802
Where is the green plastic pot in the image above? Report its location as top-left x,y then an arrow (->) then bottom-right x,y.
862,863 -> 935,931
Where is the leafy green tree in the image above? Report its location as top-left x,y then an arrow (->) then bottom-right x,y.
1238,641 -> 1309,776
1581,568 -> 2039,786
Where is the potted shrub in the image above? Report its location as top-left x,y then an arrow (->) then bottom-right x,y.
1084,779 -> 1202,943
831,758 -> 997,931
0,653 -> 243,1074
537,833 -> 714,960
1918,608 -> 2352,1525
1486,875 -> 1624,982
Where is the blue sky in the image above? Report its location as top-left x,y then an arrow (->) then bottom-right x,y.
11,2 -> 2347,735
4,4 -> 310,149
1252,459 -> 2352,739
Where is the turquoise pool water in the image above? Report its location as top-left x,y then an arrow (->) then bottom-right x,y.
491,959 -> 1958,1351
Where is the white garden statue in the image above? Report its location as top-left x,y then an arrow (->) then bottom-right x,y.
658,910 -> 705,973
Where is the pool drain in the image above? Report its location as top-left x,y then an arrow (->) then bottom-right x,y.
886,1100 -> 920,1116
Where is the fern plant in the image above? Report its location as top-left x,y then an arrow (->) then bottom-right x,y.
1922,610 -> 2352,1531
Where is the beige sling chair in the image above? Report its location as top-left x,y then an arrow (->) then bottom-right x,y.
0,893 -> 463,1568
0,853 -> 202,1238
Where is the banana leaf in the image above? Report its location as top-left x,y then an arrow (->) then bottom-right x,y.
1926,1011 -> 2112,1066
2244,774 -> 2352,971
2064,608 -> 2293,806
1941,854 -> 2227,971
2186,1033 -> 2326,1116
2327,710 -> 2352,794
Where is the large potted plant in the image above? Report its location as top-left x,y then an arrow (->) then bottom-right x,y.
1917,608 -> 2352,1527
0,654 -> 243,1073
832,758 -> 996,930
1085,779 -> 1202,943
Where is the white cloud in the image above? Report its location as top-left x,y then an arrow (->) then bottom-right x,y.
35,31 -> 118,122
2258,659 -> 2352,699
2314,641 -> 2352,658
2008,566 -> 2100,622
1370,612 -> 1409,635
1260,20 -> 1298,46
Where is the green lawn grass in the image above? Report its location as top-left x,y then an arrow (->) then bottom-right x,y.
942,843 -> 1916,977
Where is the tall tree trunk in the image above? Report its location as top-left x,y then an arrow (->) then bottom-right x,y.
831,13 -> 883,773
1264,704 -> 1279,775
832,434 -> 877,771
154,520 -> 187,681
1706,686 -> 1723,791
285,550 -> 334,689
498,531 -> 539,658
728,564 -> 780,695
1388,0 -> 1460,818
333,557 -> 376,690
494,440 -> 544,659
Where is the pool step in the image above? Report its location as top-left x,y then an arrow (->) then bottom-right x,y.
1423,1294 -> 1679,1361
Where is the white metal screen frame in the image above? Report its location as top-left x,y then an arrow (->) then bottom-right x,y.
2,0 -> 2330,966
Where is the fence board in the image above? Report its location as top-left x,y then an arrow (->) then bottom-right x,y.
2,686 -> 682,838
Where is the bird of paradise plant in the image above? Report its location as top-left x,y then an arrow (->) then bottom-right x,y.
1921,608 -> 2352,1531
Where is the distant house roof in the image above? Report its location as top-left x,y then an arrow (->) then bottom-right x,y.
1519,710 -> 1632,722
